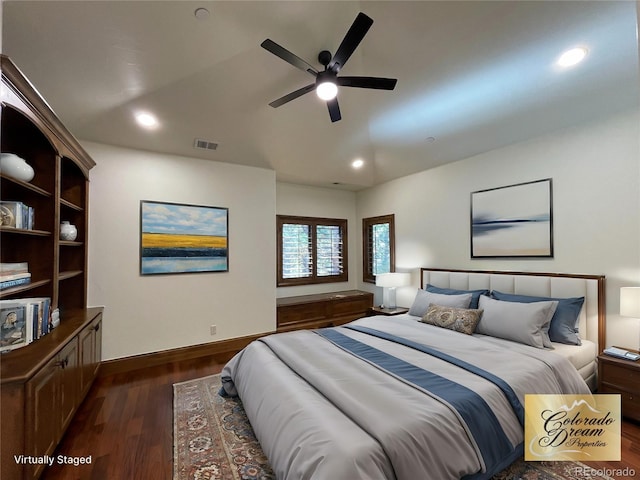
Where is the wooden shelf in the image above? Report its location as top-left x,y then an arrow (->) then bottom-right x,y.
0,226 -> 51,236
0,307 -> 103,384
1,54 -> 98,480
60,197 -> 83,211
0,279 -> 51,298
58,270 -> 83,281
59,240 -> 83,247
0,173 -> 52,197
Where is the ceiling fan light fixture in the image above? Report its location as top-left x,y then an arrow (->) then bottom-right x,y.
316,80 -> 338,101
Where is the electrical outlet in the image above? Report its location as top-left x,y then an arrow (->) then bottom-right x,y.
210,325 -> 217,336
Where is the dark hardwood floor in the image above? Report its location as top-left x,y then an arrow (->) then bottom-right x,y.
42,357 -> 224,480
583,419 -> 640,479
42,358 -> 640,480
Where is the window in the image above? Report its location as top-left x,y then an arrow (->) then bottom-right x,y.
277,215 -> 348,286
363,214 -> 395,283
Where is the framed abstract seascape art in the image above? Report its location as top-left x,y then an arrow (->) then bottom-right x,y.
470,179 -> 553,258
140,200 -> 229,275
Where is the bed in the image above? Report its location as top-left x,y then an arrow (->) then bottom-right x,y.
221,268 -> 605,480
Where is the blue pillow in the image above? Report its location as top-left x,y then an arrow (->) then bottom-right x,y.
426,284 -> 489,309
490,290 -> 584,345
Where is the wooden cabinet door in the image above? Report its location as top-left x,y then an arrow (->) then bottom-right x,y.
79,314 -> 102,399
58,338 -> 79,434
25,357 -> 58,480
79,321 -> 95,398
93,315 -> 102,377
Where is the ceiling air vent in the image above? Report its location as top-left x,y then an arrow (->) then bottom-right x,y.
194,138 -> 218,151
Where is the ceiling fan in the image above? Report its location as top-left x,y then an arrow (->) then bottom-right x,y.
261,12 -> 397,122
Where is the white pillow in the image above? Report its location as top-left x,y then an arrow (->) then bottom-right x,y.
476,295 -> 558,349
408,289 -> 472,317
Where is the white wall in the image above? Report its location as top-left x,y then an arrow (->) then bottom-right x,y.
276,182 -> 358,298
85,142 -> 276,361
83,108 -> 639,360
357,108 -> 640,349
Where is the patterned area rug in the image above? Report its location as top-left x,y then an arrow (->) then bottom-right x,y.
173,374 -> 613,480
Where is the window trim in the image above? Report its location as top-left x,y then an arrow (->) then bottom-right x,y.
362,214 -> 396,284
277,215 -> 348,287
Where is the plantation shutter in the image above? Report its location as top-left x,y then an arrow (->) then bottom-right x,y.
277,215 -> 348,286
316,225 -> 343,277
281,223 -> 312,279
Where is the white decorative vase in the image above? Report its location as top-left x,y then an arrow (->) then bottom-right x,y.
0,153 -> 35,182
60,221 -> 78,241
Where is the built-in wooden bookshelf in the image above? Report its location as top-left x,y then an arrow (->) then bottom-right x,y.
0,54 -> 102,480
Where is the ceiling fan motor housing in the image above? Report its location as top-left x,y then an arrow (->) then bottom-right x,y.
318,50 -> 333,67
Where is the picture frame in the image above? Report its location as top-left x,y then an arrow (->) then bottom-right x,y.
140,200 -> 229,275
470,178 -> 553,258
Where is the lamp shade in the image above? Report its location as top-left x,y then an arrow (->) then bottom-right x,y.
620,287 -> 640,317
375,272 -> 411,288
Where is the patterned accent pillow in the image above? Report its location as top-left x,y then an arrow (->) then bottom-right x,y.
421,304 -> 483,335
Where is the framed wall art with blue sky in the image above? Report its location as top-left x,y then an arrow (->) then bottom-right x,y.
140,200 -> 229,275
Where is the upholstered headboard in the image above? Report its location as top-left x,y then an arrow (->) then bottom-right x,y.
420,268 -> 606,353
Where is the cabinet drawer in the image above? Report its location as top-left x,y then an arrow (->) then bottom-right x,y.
277,303 -> 328,327
330,298 -> 371,317
599,385 -> 640,422
601,362 -> 640,392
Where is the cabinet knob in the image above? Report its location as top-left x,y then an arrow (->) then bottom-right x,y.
94,323 -> 100,332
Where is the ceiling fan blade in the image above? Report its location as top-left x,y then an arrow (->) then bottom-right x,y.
261,39 -> 318,77
338,76 -> 397,90
328,12 -> 373,73
327,98 -> 342,122
269,84 -> 316,108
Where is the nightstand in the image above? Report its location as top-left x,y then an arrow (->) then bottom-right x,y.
598,348 -> 640,422
369,306 -> 409,316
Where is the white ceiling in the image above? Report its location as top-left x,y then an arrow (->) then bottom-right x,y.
2,1 -> 639,190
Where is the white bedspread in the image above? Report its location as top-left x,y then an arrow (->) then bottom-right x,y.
221,315 -> 590,480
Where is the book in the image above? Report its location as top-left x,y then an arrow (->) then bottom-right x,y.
0,201 -> 23,228
27,205 -> 34,230
0,301 -> 28,352
0,276 -> 31,290
26,303 -> 35,344
0,272 -> 31,282
0,201 -> 34,229
0,297 -> 52,351
0,262 -> 29,275
25,297 -> 51,338
40,298 -> 50,336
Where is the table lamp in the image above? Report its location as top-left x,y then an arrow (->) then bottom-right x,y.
376,272 -> 411,309
621,287 -> 640,349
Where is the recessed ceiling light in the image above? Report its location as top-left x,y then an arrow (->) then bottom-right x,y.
557,47 -> 588,67
352,158 -> 364,169
135,111 -> 159,129
425,136 -> 436,144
